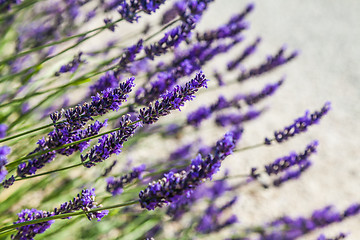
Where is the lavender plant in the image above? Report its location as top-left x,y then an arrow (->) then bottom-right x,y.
0,1 -> 357,240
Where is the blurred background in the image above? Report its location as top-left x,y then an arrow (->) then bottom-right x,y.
192,1 -> 360,239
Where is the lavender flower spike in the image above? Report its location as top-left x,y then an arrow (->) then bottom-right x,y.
265,102 -> 331,144
50,76 -> 135,130
139,128 -> 242,210
265,140 -> 318,176
12,188 -> 107,240
81,115 -> 141,168
106,164 -> 146,195
139,71 -> 208,124
0,146 -> 11,183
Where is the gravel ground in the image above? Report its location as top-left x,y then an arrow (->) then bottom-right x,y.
195,1 -> 360,239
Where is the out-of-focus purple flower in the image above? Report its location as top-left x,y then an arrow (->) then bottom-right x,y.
196,3 -> 253,42
81,115 -> 140,168
102,160 -> 118,177
0,124 -> 7,138
139,71 -> 208,124
238,46 -> 298,81
104,18 -> 117,32
169,143 -> 193,161
51,77 -> 135,130
215,108 -> 263,127
139,128 -> 242,210
106,164 -> 146,195
117,39 -> 144,71
272,160 -> 312,187
144,16 -> 196,60
317,232 -> 347,240
244,78 -> 284,105
227,37 -> 261,71
259,203 -> 360,240
214,70 -> 225,86
0,146 -> 10,183
196,197 -> 238,234
265,140 -> 318,176
55,52 -> 86,76
2,175 -> 15,188
265,102 -> 331,144
88,71 -> 123,96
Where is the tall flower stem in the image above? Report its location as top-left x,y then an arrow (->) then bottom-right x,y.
0,199 -> 139,233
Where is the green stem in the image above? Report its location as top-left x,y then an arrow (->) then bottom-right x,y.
0,199 -> 139,233
0,123 -> 53,143
0,18 -> 123,66
14,163 -> 83,181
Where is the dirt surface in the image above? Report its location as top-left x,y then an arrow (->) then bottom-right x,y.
199,1 -> 360,239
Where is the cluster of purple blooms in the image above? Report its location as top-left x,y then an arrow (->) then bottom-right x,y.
187,78 -> 283,127
106,164 -> 146,195
50,76 -> 135,130
55,52 -> 86,76
257,203 -> 360,239
0,145 -> 10,183
12,188 -> 108,240
15,120 -> 108,178
139,128 -> 242,210
265,102 -> 331,144
139,71 -> 208,124
81,115 -> 140,168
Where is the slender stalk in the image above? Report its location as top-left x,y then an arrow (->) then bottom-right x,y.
0,123 -> 53,143
0,18 -> 123,65
0,199 -> 139,233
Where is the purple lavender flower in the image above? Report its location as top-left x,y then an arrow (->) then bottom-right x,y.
265,102 -> 331,144
244,78 -> 284,105
51,77 -> 135,130
272,160 -> 312,187
139,71 -> 208,124
106,164 -> 146,195
215,108 -> 263,127
265,140 -> 318,176
227,37 -> 261,71
104,18 -> 117,32
88,71 -> 123,96
0,0 -> 22,12
81,115 -> 140,168
12,208 -> 55,240
116,39 -> 143,71
259,203 -> 360,240
53,188 -> 109,221
12,188 -> 108,240
196,199 -> 238,234
55,52 -> 86,76
196,3 -> 253,42
169,143 -> 193,161
139,128 -> 242,210
0,123 -> 7,138
16,120 -> 108,178
102,160 -> 118,177
238,46 -> 298,81
2,175 -> 15,188
317,232 -> 347,240
144,16 -> 196,60
118,0 -> 167,23
0,146 -> 10,183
